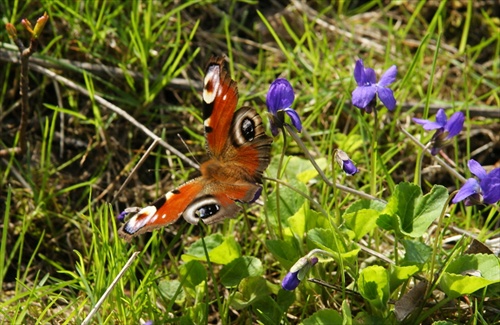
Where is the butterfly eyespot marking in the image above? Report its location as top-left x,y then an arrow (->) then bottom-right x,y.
195,203 -> 220,219
241,118 -> 256,141
231,107 -> 264,147
183,196 -> 224,224
119,56 -> 272,241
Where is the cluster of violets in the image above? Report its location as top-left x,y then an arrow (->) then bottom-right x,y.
266,59 -> 500,291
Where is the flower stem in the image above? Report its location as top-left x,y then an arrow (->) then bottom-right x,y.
370,109 -> 378,196
275,131 -> 288,240
414,142 -> 432,187
284,124 -> 386,203
399,124 -> 467,183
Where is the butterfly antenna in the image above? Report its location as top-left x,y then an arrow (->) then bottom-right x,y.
177,133 -> 201,166
112,138 -> 160,204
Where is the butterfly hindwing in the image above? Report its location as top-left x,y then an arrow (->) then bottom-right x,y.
119,179 -> 204,241
118,56 -> 272,241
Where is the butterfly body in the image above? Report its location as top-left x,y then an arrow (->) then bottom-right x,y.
119,56 -> 272,241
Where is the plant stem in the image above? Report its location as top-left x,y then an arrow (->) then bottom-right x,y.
400,124 -> 467,183
370,109 -> 378,196
275,131 -> 287,240
285,124 -> 386,203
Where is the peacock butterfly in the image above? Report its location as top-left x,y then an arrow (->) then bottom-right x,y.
118,56 -> 272,241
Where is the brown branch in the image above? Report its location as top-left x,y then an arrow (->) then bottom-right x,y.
17,45 -> 36,154
0,46 -> 203,91
2,13 -> 49,157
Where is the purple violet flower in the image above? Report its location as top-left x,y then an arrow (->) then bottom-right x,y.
117,210 -> 128,223
452,159 -> 500,206
413,108 -> 465,155
117,207 -> 140,223
282,256 -> 318,291
351,59 -> 397,113
335,149 -> 359,175
266,78 -> 302,136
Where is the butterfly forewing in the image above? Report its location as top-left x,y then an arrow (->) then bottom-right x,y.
203,56 -> 239,159
118,56 -> 272,241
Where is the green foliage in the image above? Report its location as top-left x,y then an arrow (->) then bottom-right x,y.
220,256 -> 263,287
378,183 -> 449,237
182,233 -> 241,265
358,266 -> 390,313
440,254 -> 500,298
302,309 -> 343,324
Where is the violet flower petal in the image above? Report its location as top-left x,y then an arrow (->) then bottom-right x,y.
435,109 -> 448,127
444,111 -> 465,139
284,108 -> 303,133
377,87 -> 396,111
352,86 -> 376,110
468,159 -> 487,180
481,168 -> 500,204
117,210 -> 128,222
452,178 -> 481,204
353,60 -> 366,86
343,159 -> 359,175
266,78 -> 295,113
412,118 -> 445,131
282,271 -> 301,291
364,68 -> 377,85
378,65 -> 397,87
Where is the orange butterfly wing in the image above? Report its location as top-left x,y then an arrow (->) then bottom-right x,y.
118,56 -> 271,241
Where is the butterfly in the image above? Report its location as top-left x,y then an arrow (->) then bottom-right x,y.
118,56 -> 272,241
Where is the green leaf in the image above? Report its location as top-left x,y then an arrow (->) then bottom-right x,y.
179,260 -> 207,289
307,228 -> 337,252
341,299 -> 353,325
182,302 -> 208,325
220,256 -> 264,287
344,199 -> 386,213
401,239 -> 432,265
409,185 -> 448,237
358,266 -> 390,310
389,264 -> 420,290
296,157 -> 327,184
266,239 -> 301,269
302,309 -> 343,325
158,279 -> 185,303
377,213 -> 400,233
267,156 -> 327,184
307,228 -> 360,263
377,183 -> 448,237
440,254 -> 500,298
276,289 -> 295,313
253,296 -> 284,325
343,209 -> 380,241
182,233 -> 241,265
287,203 -> 307,240
230,276 -> 272,310
286,205 -> 330,240
266,178 -> 307,226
